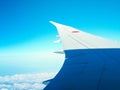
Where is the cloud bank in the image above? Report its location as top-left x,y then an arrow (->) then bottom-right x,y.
0,72 -> 57,90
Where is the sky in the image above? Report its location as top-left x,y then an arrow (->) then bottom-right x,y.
0,0 -> 120,75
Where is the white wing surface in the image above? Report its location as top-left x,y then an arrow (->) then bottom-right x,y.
50,21 -> 120,50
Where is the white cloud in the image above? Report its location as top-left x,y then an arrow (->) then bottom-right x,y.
0,72 -> 57,90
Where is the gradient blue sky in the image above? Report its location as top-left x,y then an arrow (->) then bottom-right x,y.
0,0 -> 120,75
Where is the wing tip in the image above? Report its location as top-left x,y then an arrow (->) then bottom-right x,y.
50,21 -> 57,25
49,21 -> 63,27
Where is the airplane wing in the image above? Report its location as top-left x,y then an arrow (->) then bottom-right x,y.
43,21 -> 120,90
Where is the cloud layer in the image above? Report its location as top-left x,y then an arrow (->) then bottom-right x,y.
0,72 -> 57,90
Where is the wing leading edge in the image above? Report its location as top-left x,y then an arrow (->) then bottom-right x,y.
44,21 -> 120,90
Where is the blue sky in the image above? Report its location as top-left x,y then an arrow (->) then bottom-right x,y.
0,0 -> 120,75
